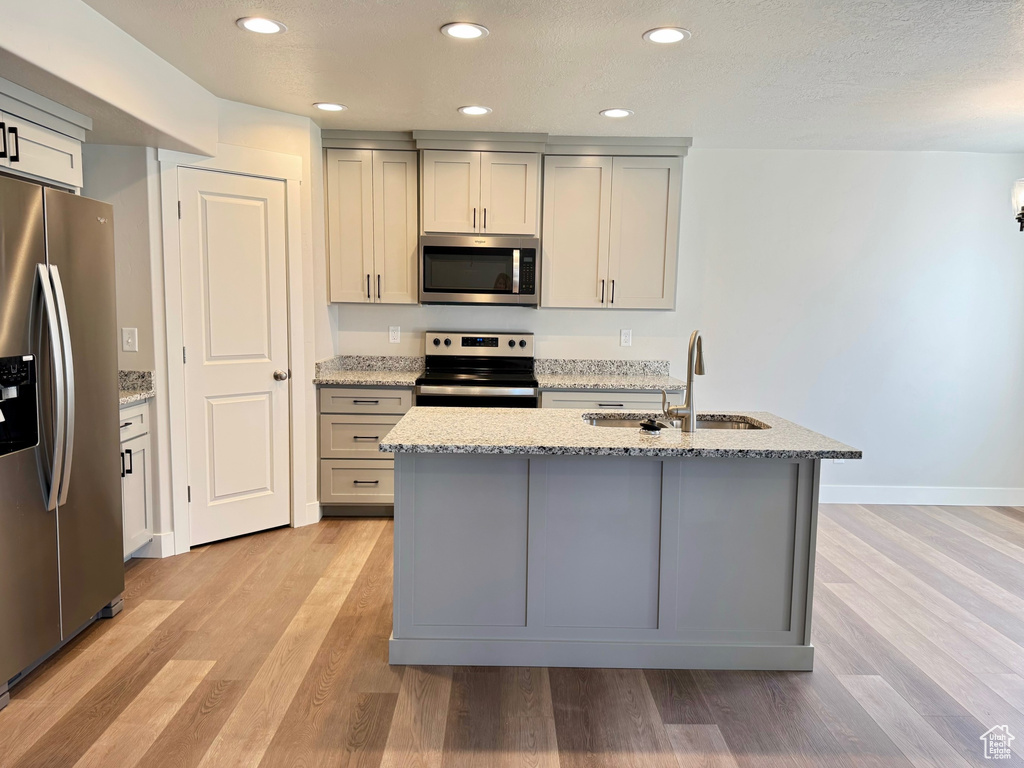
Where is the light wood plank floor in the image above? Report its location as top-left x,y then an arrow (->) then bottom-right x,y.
2,504 -> 1023,767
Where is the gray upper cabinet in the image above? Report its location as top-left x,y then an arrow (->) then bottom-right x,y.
327,148 -> 418,304
542,155 -> 681,310
421,150 -> 540,235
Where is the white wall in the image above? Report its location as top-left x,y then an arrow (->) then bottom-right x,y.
82,144 -> 159,371
335,149 -> 1024,503
683,149 -> 1024,501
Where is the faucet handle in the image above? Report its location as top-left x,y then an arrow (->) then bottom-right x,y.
661,389 -> 670,416
694,336 -> 706,375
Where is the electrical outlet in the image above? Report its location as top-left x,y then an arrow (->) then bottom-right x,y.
389,326 -> 401,344
121,327 -> 138,353
620,329 -> 632,347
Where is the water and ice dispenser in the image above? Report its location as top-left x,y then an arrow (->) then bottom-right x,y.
0,355 -> 38,457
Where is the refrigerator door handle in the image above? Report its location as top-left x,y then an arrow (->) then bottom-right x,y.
33,265 -> 65,511
49,265 -> 75,506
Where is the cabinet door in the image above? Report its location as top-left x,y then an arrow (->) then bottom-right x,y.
421,150 -> 480,233
121,433 -> 153,557
326,149 -> 375,302
479,152 -> 540,235
372,151 -> 418,303
541,155 -> 612,308
607,156 -> 681,309
1,114 -> 82,189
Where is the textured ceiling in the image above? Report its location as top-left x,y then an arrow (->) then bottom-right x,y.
81,0 -> 1024,151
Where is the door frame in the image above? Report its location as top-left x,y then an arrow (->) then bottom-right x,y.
157,144 -> 310,555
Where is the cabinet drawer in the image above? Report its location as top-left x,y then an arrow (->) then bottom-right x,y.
320,460 -> 395,504
319,387 -> 412,415
118,402 -> 150,441
540,390 -> 681,410
320,414 -> 401,459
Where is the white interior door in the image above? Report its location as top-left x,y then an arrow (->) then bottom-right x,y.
178,167 -> 291,545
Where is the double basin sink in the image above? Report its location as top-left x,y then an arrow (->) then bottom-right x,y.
585,415 -> 769,431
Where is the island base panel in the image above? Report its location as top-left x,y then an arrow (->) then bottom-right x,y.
389,635 -> 815,671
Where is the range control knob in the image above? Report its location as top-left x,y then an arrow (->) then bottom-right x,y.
444,338 -> 452,347
508,339 -> 516,348
519,339 -> 527,348
432,337 -> 441,347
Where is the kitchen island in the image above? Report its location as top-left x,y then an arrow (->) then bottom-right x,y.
380,407 -> 860,671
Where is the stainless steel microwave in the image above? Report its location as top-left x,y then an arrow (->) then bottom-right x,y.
419,235 -> 539,306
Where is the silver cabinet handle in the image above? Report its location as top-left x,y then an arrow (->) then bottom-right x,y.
273,370 -> 289,381
50,266 -> 75,506
32,265 -> 64,512
8,126 -> 19,163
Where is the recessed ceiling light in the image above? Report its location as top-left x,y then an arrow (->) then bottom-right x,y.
600,108 -> 634,118
236,17 -> 287,34
441,22 -> 489,39
458,105 -> 492,116
314,102 -> 347,112
643,27 -> 691,44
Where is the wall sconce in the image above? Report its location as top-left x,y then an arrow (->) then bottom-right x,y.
1013,180 -> 1024,230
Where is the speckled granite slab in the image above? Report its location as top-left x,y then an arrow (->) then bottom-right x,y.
380,407 -> 861,459
119,370 -> 155,405
535,359 -> 671,376
534,358 -> 683,391
314,355 -> 423,386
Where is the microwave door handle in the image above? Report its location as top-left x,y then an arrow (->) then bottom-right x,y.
512,249 -> 520,294
33,265 -> 65,511
49,266 -> 75,505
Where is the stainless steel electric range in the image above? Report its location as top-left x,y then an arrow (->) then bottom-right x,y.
414,331 -> 538,408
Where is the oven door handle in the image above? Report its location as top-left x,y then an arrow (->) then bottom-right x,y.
512,249 -> 520,294
415,385 -> 539,397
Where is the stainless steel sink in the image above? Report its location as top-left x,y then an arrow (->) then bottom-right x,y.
584,416 -> 768,431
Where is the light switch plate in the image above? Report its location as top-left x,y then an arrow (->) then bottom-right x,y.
389,326 -> 401,344
122,327 -> 138,353
620,329 -> 632,347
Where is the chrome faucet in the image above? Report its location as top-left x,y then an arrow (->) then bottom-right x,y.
662,330 -> 705,432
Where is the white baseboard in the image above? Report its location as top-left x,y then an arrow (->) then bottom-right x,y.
821,485 -> 1024,507
133,531 -> 176,559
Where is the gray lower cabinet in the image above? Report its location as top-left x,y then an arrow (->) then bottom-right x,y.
540,389 -> 681,410
119,402 -> 154,558
318,386 -> 411,509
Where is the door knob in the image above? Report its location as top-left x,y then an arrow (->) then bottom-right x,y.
273,370 -> 289,381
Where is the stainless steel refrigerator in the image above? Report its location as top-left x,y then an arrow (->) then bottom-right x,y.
0,174 -> 123,709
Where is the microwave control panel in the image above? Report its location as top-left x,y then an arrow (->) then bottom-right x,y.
519,252 -> 536,295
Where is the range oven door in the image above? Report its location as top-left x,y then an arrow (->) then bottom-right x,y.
420,235 -> 538,305
414,386 -> 539,408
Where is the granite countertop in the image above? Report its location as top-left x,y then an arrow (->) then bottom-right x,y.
380,407 -> 862,460
119,371 -> 155,406
314,355 -> 423,387
534,358 -> 683,391
535,373 -> 685,391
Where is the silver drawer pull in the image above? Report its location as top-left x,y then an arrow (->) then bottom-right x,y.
352,435 -> 381,441
597,403 -> 625,408
352,399 -> 380,405
352,480 -> 380,485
